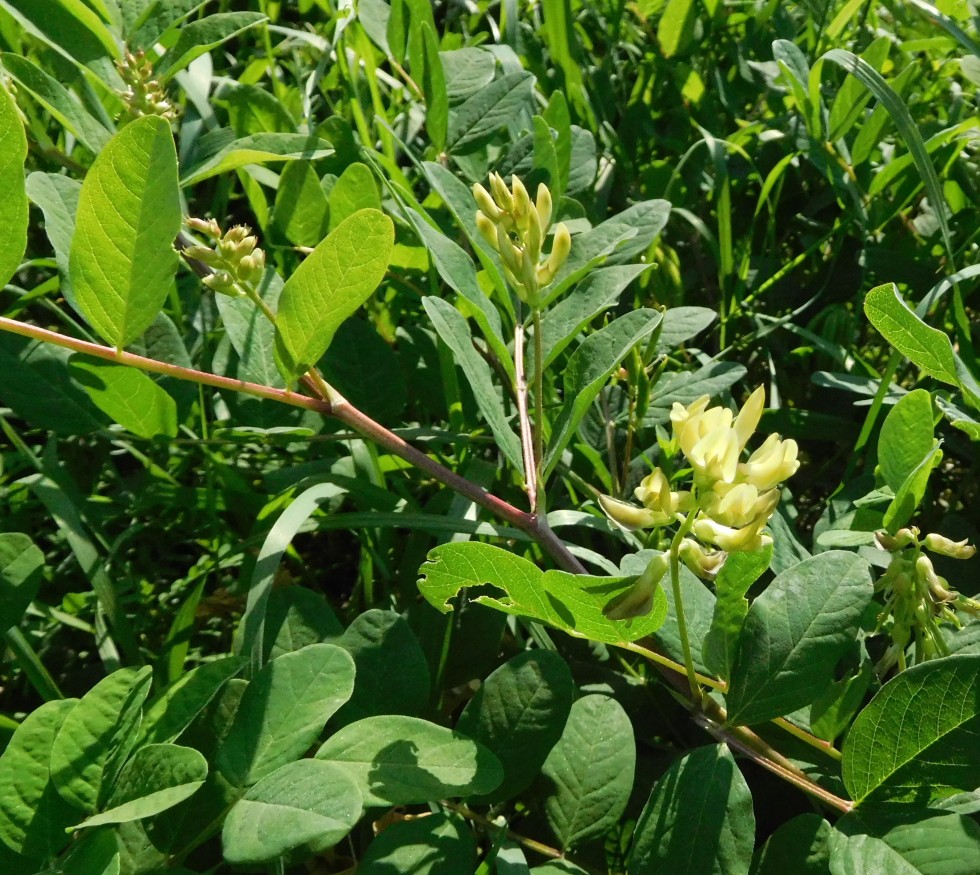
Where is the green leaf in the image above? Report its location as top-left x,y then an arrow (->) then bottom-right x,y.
837,807 -> 980,875
545,309 -> 663,477
51,827 -> 120,875
0,81 -> 28,289
883,444 -> 943,532
262,586 -> 344,662
657,306 -> 717,354
216,643 -> 356,788
156,12 -> 267,80
67,359 -> 177,439
441,47 -> 496,104
420,22 -> 448,152
358,812 -> 477,874
864,285 -> 957,385
539,265 -> 651,371
422,296 -> 523,471
180,133 -> 333,186
629,744 -> 755,875
270,161 -> 329,247
0,54 -> 112,154
752,814 -> 833,875
702,544 -> 772,681
215,268 -> 284,388
726,552 -> 872,725
275,208 -> 394,379
0,533 -> 44,637
657,0 -> 698,58
221,759 -> 361,865
69,115 -> 181,349
0,334 -> 107,434
141,656 -> 246,746
50,667 -> 153,813
0,699 -> 78,859
878,389 -> 936,493
327,162 -> 382,232
332,609 -> 431,724
25,171 -> 82,308
644,362 -> 747,426
447,71 -> 535,152
418,542 -> 668,645
315,714 -> 503,806
536,694 -> 635,850
456,651 -> 574,804
75,744 -> 207,829
841,655 -> 980,805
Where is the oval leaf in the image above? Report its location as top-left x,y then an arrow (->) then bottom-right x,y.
216,643 -> 356,788
842,655 -> 980,805
726,551 -> 872,726
315,714 -> 503,806
69,115 -> 181,348
0,82 -> 28,288
221,759 -> 361,865
275,208 -> 394,379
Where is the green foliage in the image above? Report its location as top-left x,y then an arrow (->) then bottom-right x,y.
2,0 -> 980,871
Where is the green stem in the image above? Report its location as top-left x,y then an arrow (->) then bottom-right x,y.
532,307 -> 545,508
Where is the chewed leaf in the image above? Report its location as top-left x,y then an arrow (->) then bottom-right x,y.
417,542 -> 667,645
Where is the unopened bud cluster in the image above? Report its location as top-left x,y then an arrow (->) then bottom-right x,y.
872,526 -> 978,676
473,173 -> 571,307
184,219 -> 266,296
115,50 -> 178,122
600,388 -> 799,616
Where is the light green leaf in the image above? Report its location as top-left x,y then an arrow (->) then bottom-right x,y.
447,71 -> 534,152
0,533 -> 44,637
215,268 -> 284,388
864,284 -> 957,385
629,744 -> 755,875
50,667 -> 153,812
67,359 -> 177,439
457,651 -> 574,804
537,694 -> 635,850
828,833 -> 924,875
882,443 -> 942,532
658,0 -> 698,58
315,714 -> 503,806
418,542 -> 668,645
421,22 -> 448,151
180,133 -> 333,186
878,389 -> 936,493
141,656 -> 246,746
544,309 -> 663,477
270,161 -> 329,247
50,827 -> 120,875
0,81 -> 28,288
69,116 -> 180,349
702,545 -> 772,681
0,54 -> 112,154
422,296 -> 523,471
842,655 -> 980,805
221,759 -> 361,865
327,162 -> 381,232
0,699 -> 78,859
275,208 -> 394,379
332,609 -> 431,724
156,12 -> 267,80
539,265 -> 652,371
216,643 -> 356,788
726,552 -> 872,725
75,744 -> 207,828
358,812 -> 477,874
25,172 -> 82,307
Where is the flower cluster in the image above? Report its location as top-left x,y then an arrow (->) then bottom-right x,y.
115,50 -> 178,122
873,527 -> 978,676
183,219 -> 267,296
473,173 -> 571,307
601,387 -> 800,583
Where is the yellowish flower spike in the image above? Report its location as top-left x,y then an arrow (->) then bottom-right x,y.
472,173 -> 571,306
738,433 -> 800,492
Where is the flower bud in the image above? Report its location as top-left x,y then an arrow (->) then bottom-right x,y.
526,207 -> 543,263
495,225 -> 522,274
183,245 -> 219,265
511,175 -> 531,221
535,183 -> 552,232
693,516 -> 771,552
604,554 -> 669,620
476,212 -> 498,247
598,495 -> 659,531
924,533 -> 976,560
472,183 -> 502,219
186,217 -> 220,237
679,538 -> 727,580
916,555 -> 956,602
733,385 -> 765,451
537,222 -> 571,286
489,172 -> 514,211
